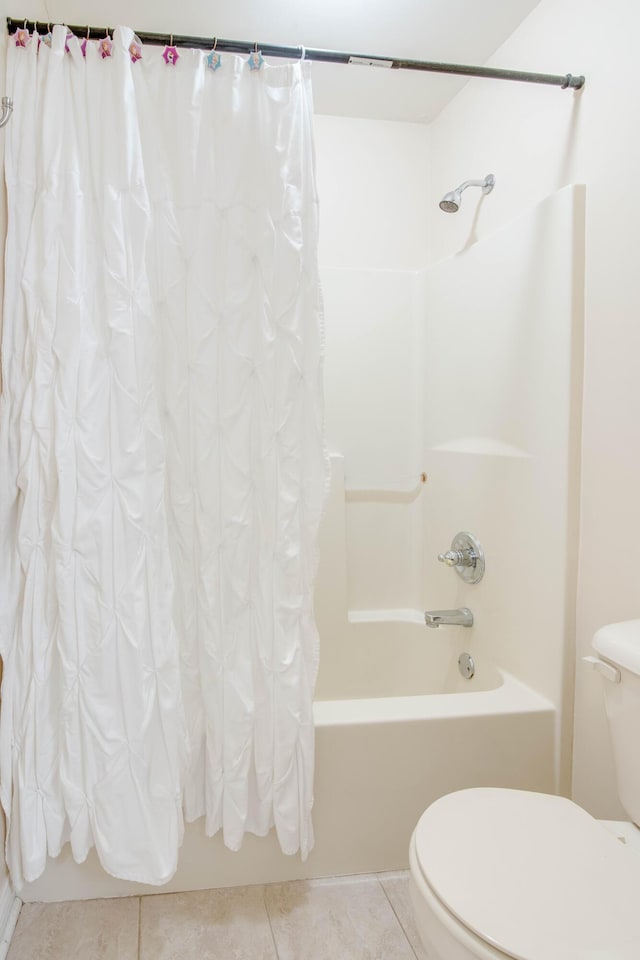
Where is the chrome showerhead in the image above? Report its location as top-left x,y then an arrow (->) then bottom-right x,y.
439,174 -> 495,213
439,191 -> 461,213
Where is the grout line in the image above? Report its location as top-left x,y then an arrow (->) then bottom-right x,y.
263,885 -> 281,960
377,877 -> 421,960
137,897 -> 142,960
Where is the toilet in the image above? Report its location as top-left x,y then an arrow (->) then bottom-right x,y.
409,619 -> 640,960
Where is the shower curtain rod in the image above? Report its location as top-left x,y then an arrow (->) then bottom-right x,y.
6,18 -> 585,91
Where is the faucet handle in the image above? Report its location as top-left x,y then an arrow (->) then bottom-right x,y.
438,550 -> 466,567
436,532 -> 485,584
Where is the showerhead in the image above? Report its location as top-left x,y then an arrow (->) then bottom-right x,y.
439,174 -> 495,213
439,191 -> 461,213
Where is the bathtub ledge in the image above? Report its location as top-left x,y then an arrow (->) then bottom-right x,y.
313,671 -> 554,726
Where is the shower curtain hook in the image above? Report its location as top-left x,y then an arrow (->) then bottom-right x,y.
15,17 -> 30,46
16,19 -> 31,46
99,28 -> 113,58
40,21 -> 53,47
249,40 -> 264,71
129,32 -> 143,63
300,45 -> 306,61
163,34 -> 179,65
207,36 -> 222,71
80,24 -> 91,57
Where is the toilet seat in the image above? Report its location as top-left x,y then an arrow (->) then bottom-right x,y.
413,788 -> 640,960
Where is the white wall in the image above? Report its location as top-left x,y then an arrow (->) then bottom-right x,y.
426,0 -> 640,818
315,116 -> 430,271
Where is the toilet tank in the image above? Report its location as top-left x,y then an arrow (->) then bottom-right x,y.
592,620 -> 640,826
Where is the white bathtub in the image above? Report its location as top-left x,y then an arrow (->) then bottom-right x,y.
308,614 -> 556,880
21,616 -> 556,902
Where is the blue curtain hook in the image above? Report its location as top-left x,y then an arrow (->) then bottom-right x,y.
40,21 -> 53,46
207,37 -> 222,71
249,40 -> 264,71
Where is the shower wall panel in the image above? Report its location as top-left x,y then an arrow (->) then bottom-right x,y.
321,267 -> 425,613
421,185 -> 585,792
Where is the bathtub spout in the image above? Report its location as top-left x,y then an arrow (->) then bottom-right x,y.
424,608 -> 473,628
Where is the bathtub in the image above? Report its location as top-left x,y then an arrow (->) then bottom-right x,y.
308,612 -> 556,880
21,613 -> 556,902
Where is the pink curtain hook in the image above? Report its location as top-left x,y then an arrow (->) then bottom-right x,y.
163,34 -> 179,66
16,19 -> 30,46
129,33 -> 143,63
99,29 -> 113,59
81,24 -> 91,56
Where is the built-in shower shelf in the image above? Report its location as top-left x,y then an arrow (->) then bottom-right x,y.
431,436 -> 532,459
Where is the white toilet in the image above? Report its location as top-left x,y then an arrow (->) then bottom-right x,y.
409,619 -> 640,960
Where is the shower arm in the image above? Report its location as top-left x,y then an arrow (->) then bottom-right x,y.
455,176 -> 495,197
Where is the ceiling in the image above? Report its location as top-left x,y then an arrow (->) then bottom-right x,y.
29,0 -> 544,121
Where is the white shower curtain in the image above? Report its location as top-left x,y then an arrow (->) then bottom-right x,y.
0,24 -> 327,889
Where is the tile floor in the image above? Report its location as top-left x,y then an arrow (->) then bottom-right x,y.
7,871 -> 428,960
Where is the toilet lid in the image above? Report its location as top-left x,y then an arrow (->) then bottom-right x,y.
414,788 -> 640,960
